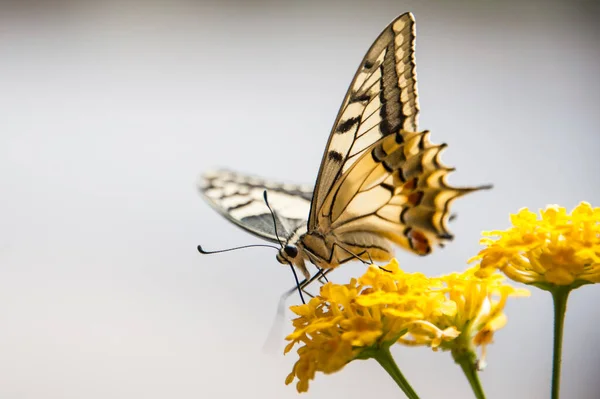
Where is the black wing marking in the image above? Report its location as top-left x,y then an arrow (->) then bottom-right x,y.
199,170 -> 312,243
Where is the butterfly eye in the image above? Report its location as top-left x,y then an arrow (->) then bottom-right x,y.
284,245 -> 298,258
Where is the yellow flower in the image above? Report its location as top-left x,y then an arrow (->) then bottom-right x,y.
284,261 -> 428,392
284,260 -> 526,392
471,202 -> 600,287
399,268 -> 529,368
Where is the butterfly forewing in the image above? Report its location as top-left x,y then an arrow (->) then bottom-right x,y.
308,13 -> 419,228
200,170 -> 312,243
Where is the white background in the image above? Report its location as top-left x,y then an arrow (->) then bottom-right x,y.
1,0 -> 599,398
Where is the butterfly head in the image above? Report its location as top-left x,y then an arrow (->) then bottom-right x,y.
276,243 -> 310,280
276,244 -> 299,264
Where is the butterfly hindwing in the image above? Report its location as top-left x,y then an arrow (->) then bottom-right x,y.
317,130 -> 485,257
200,170 -> 312,243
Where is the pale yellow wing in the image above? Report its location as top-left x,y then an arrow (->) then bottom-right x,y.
318,130 -> 490,255
308,12 -> 419,229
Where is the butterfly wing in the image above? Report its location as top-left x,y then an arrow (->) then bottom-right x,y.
304,12 -> 489,261
317,131 -> 488,257
308,12 -> 419,227
200,12 -> 489,266
199,170 -> 312,243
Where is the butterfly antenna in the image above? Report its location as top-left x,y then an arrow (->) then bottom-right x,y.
197,244 -> 279,255
263,190 -> 283,246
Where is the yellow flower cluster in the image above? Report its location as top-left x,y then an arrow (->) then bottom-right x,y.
284,260 -> 526,393
471,202 -> 600,287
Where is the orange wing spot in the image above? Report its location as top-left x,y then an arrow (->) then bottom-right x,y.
406,191 -> 423,206
402,178 -> 417,191
408,229 -> 431,255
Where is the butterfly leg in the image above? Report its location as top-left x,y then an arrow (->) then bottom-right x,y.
314,267 -> 335,286
332,242 -> 375,265
282,267 -> 333,302
296,269 -> 334,299
316,267 -> 331,284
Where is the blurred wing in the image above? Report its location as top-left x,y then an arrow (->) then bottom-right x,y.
319,131 -> 488,255
199,170 -> 312,243
309,12 -> 419,228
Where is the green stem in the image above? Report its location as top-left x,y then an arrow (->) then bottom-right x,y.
550,287 -> 570,399
456,354 -> 486,399
372,347 -> 420,399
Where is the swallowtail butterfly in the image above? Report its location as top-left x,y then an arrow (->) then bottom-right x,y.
199,12 -> 489,285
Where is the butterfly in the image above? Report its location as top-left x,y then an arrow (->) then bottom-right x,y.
199,12 -> 489,289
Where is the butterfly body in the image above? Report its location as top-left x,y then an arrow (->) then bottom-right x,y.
275,224 -> 391,280
199,13 -> 489,281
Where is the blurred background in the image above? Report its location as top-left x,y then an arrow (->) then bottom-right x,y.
0,0 -> 599,398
